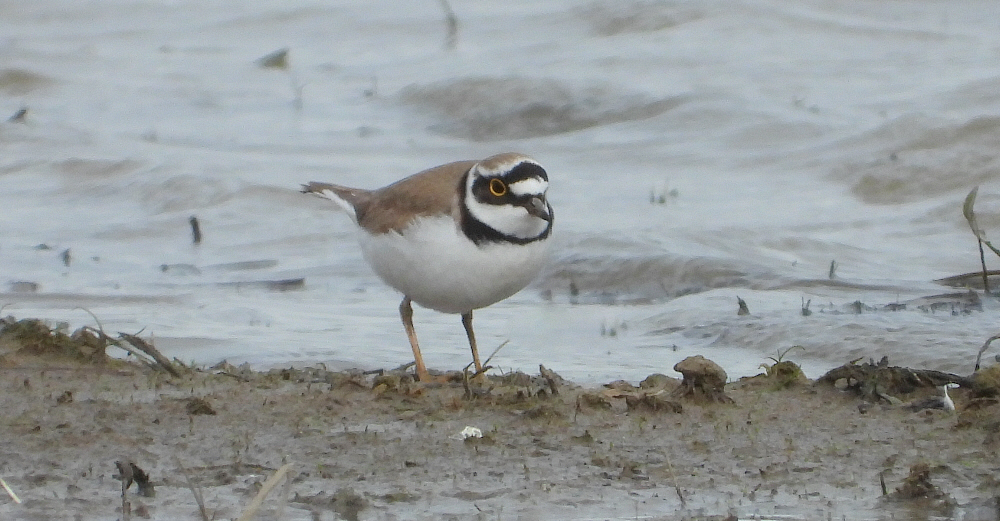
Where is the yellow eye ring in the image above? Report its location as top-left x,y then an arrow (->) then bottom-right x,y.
489,178 -> 507,197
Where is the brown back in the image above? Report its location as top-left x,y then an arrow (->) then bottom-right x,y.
356,160 -> 476,234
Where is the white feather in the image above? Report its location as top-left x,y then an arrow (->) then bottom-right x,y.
313,189 -> 358,223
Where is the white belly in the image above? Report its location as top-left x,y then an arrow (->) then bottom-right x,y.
358,215 -> 549,314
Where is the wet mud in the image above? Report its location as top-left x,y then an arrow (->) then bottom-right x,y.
1,318 -> 999,520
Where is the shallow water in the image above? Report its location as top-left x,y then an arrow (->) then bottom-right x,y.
3,0 -> 1000,384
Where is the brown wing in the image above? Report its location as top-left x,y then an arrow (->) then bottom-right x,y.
358,160 -> 476,234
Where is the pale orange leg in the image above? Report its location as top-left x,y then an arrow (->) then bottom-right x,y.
399,297 -> 429,381
461,311 -> 483,372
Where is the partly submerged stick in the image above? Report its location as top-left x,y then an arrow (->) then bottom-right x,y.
438,0 -> 458,50
236,463 -> 293,521
189,216 -> 202,245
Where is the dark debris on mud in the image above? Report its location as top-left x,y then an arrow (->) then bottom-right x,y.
817,356 -> 971,404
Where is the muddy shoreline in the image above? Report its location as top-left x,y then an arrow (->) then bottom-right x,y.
1,319 -> 999,520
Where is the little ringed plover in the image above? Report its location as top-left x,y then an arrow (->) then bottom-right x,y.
302,153 -> 553,381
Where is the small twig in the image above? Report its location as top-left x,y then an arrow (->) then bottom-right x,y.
174,457 -> 210,521
119,332 -> 181,377
75,306 -> 107,334
461,340 -> 511,385
391,361 -> 416,373
480,340 -> 509,369
0,476 -> 21,504
462,339 -> 513,388
236,463 -> 293,521
974,333 -> 1000,372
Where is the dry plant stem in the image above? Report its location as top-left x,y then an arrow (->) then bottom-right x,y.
480,340 -> 509,369
663,452 -> 685,506
462,366 -> 473,399
278,463 -> 293,521
978,238 -> 990,294
0,477 -> 21,504
236,463 -> 293,521
117,461 -> 132,521
974,333 -> 1000,372
174,457 -> 210,521
964,186 -> 996,293
462,339 -> 511,391
121,490 -> 130,521
75,306 -> 107,334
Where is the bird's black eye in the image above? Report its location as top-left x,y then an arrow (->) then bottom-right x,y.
489,178 -> 507,197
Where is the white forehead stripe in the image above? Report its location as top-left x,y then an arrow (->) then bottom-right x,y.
508,177 -> 547,197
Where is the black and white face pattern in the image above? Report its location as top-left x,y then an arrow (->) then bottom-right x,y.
460,157 -> 553,245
